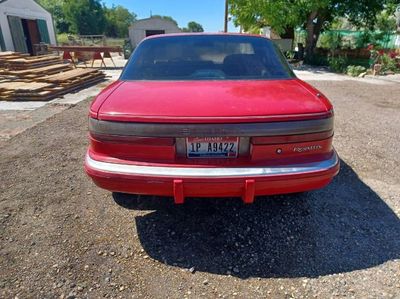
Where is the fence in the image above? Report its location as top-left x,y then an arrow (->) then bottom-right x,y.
294,29 -> 399,50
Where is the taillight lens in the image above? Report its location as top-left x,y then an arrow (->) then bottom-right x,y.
90,133 -> 175,146
251,130 -> 333,145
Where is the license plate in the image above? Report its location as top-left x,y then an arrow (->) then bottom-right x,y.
186,137 -> 239,158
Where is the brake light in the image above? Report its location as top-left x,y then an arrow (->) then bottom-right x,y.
251,130 -> 333,145
90,133 -> 175,146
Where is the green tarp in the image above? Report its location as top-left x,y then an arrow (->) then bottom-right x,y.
295,29 -> 398,49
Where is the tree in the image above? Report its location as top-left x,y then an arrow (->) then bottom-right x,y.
375,9 -> 397,32
63,0 -> 107,35
229,0 -> 389,60
182,21 -> 204,32
37,0 -> 70,33
229,0 -> 301,35
104,5 -> 137,37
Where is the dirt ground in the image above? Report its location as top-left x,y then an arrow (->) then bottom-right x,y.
0,79 -> 399,299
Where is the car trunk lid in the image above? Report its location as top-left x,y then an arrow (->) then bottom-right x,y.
96,79 -> 331,123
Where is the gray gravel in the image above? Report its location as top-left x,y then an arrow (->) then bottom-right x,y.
0,78 -> 399,298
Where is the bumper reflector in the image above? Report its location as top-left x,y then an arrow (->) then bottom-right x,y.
174,179 -> 184,204
243,179 -> 255,204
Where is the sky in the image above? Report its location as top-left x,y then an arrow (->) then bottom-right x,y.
102,0 -> 238,32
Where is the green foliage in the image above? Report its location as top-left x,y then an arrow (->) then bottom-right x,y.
229,0 -> 387,34
63,0 -> 106,35
306,54 -> 329,66
229,0 -> 390,56
104,6 -> 136,38
328,55 -> 349,72
385,0 -> 400,15
106,38 -> 125,47
319,32 -> 343,50
354,30 -> 395,49
375,10 -> 397,32
284,51 -> 295,59
335,0 -> 383,29
40,0 -> 136,38
182,21 -> 204,32
355,31 -> 372,48
229,0 -> 320,35
37,0 -> 70,33
330,17 -> 357,30
379,54 -> 398,72
347,57 -> 370,68
346,65 -> 366,76
56,33 -> 73,44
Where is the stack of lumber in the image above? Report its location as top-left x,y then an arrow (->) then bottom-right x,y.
0,63 -> 73,79
38,68 -> 105,93
0,82 -> 57,101
4,55 -> 63,70
0,52 -> 106,101
0,51 -> 29,68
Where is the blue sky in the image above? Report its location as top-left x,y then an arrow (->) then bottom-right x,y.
102,0 -> 238,32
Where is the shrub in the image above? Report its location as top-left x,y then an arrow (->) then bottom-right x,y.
284,51 -> 295,60
346,65 -> 367,76
319,32 -> 343,51
355,31 -> 372,49
57,33 -> 73,45
328,55 -> 348,72
379,54 -> 397,72
369,46 -> 398,73
305,54 -> 329,66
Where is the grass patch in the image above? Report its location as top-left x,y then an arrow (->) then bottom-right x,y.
105,38 -> 125,47
56,34 -> 125,47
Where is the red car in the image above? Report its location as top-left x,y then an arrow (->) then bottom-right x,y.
85,33 -> 339,204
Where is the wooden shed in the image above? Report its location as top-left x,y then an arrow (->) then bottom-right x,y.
0,0 -> 56,55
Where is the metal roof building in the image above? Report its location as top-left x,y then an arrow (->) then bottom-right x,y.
129,16 -> 181,48
0,0 -> 56,54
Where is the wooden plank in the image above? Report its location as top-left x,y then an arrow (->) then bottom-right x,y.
4,56 -> 62,69
7,55 -> 61,63
1,64 -> 72,76
0,51 -> 19,57
49,45 -> 122,53
39,68 -> 100,82
0,81 -> 53,91
5,61 -> 63,70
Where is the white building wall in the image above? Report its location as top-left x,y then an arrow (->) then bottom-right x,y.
0,0 -> 56,51
129,17 -> 181,48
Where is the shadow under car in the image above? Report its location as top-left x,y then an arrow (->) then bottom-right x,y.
113,160 -> 400,278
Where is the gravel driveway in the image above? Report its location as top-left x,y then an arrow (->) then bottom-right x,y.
0,78 -> 399,298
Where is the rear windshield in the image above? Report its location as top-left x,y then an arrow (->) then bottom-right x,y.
120,35 -> 295,81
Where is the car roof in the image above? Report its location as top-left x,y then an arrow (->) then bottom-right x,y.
143,32 -> 271,41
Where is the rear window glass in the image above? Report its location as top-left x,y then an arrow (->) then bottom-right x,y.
121,35 -> 295,81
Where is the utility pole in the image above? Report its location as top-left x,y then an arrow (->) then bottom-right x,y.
224,0 -> 228,32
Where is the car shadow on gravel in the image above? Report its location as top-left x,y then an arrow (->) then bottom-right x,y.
113,160 -> 400,278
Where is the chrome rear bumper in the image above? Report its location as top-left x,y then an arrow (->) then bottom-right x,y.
85,150 -> 339,178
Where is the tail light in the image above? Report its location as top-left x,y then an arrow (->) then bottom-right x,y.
89,133 -> 176,162
251,130 -> 333,145
250,130 -> 334,162
90,133 -> 175,146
